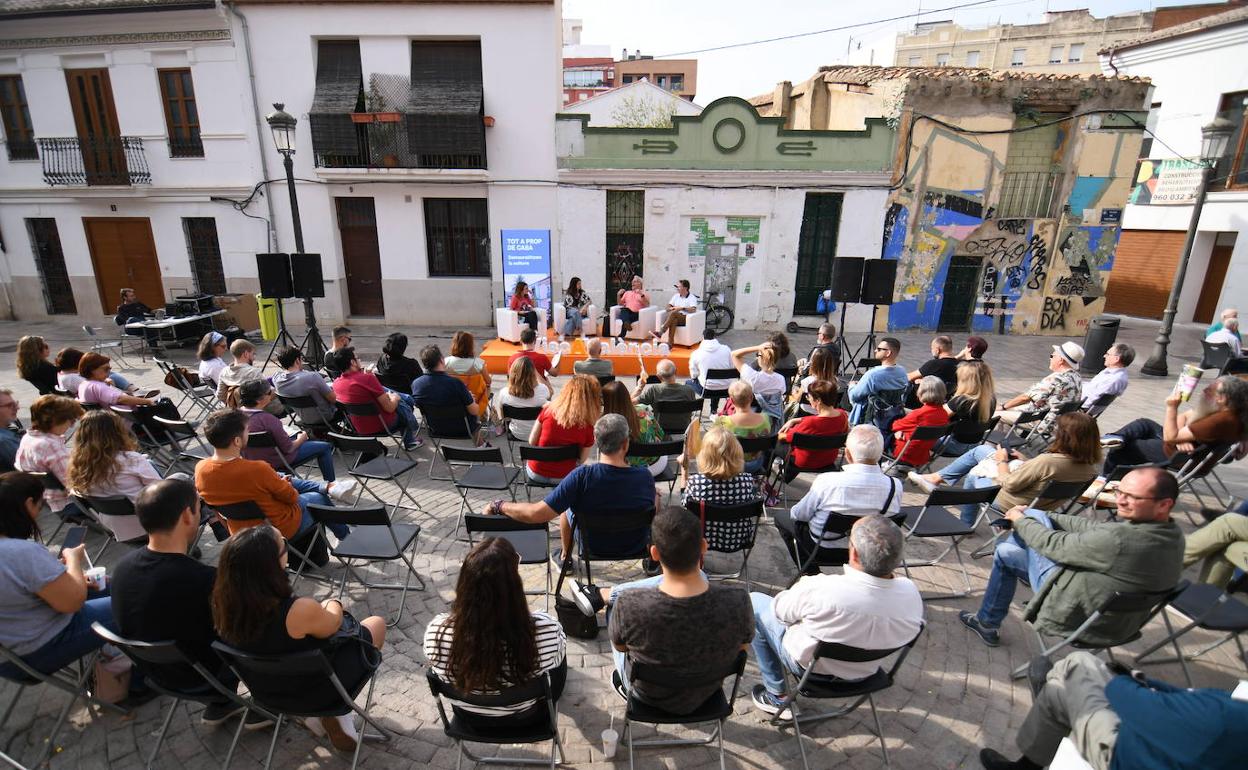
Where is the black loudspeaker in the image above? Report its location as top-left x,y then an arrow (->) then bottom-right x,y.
256,253 -> 293,299
830,257 -> 865,303
291,253 -> 325,298
861,259 -> 898,306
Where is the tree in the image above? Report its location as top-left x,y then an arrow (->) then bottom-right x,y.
609,94 -> 679,128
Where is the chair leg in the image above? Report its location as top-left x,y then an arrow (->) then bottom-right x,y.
262,714 -> 285,770
222,708 -> 249,769
717,717 -> 726,770
868,695 -> 889,768
626,718 -> 634,770
146,697 -> 179,769
790,697 -> 811,770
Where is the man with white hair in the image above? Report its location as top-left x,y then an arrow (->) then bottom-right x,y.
633,358 -> 697,434
1206,307 -> 1239,342
775,425 -> 902,571
573,338 -> 615,378
1205,317 -> 1241,357
748,515 -> 924,716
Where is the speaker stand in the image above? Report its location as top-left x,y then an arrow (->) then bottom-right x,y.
847,304 -> 882,375
835,301 -> 857,377
299,297 -> 328,371
262,299 -> 301,370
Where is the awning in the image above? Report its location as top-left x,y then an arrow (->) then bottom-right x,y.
406,41 -> 485,163
310,39 -> 362,157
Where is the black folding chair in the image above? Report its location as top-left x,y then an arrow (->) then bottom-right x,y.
969,477 -> 1094,559
1172,442 -> 1239,519
1082,392 -> 1117,419
72,494 -> 145,562
737,433 -> 779,478
276,392 -> 340,435
327,432 -> 423,514
774,625 -> 925,770
440,446 -> 519,538
211,641 -> 389,770
464,514 -> 552,610
564,508 -> 656,585
211,500 -> 326,585
516,444 -> 582,501
1200,340 -> 1234,373
934,416 -> 1001,459
151,415 -> 214,474
685,498 -> 764,584
792,507 -> 908,577
337,400 -> 416,460
625,439 -> 684,500
417,402 -> 479,481
987,408 -> 1047,450
426,670 -> 563,768
247,430 -> 314,479
595,374 -> 617,387
306,504 -> 425,626
90,624 -> 275,770
777,432 -> 848,509
882,424 -> 952,474
699,368 -> 739,414
899,485 -> 1001,598
1134,576 -> 1248,686
616,650 -> 746,770
500,403 -> 543,462
651,398 -> 704,437
31,472 -> 97,547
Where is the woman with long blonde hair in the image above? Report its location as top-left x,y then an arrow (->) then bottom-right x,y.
493,356 -> 550,440
16,335 -> 58,395
526,374 -> 601,482
681,427 -> 762,547
942,360 -> 998,453
66,410 -> 160,541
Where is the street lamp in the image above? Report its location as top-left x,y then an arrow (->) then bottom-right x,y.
1139,116 -> 1236,377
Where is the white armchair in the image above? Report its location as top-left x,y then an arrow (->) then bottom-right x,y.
654,309 -> 706,347
494,306 -> 548,343
608,304 -> 658,339
553,303 -> 599,336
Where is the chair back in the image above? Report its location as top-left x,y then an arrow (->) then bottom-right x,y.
595,375 -> 616,387
572,508 -> 655,559
807,624 -> 924,680
417,402 -> 474,439
798,624 -> 925,697
306,502 -> 390,528
629,649 -> 746,696
737,433 -> 778,456
31,470 -> 66,492
327,431 -> 388,460
518,443 -> 582,463
686,498 -> 764,553
1200,341 -> 1234,372
924,484 -> 1001,507
625,439 -> 684,459
83,495 -> 136,518
337,400 -> 381,418
908,424 -> 951,442
652,398 -> 704,419
212,641 -> 376,718
1083,392 -> 1117,418
1063,581 -> 1191,649
277,393 -> 319,410
425,669 -> 557,738
246,430 -> 280,449
464,513 -> 547,535
1223,356 -> 1248,376
789,432 -> 847,452
704,368 -> 739,382
90,623 -> 229,698
501,404 -> 543,422
212,499 -> 267,523
441,445 -> 505,465
1029,477 -> 1096,511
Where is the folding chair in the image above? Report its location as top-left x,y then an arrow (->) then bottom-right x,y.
777,432 -> 847,509
1200,340 -> 1234,373
83,323 -> 132,366
150,415 -> 214,474
969,477 -> 1094,559
276,393 -> 340,436
899,485 -> 1001,598
791,507 -> 908,577
247,430 -> 314,479
882,424 -> 952,474
417,402 -> 480,481
625,439 -> 684,501
211,500 -> 327,585
1134,576 -> 1248,686
30,471 -> 95,547
686,498 -> 764,584
327,432 -> 423,514
426,670 -> 563,769
775,366 -> 799,392
737,433 -> 779,477
72,494 -> 145,562
699,368 -> 739,414
464,514 -> 552,609
774,625 -> 925,770
0,642 -> 127,766
1223,355 -> 1248,377
564,507 -> 656,585
336,400 -> 416,460
211,641 -> 390,770
516,444 -> 582,501
1010,580 -> 1189,680
616,650 -> 746,770
306,503 -> 426,626
987,408 -> 1047,450
110,404 -> 180,474
90,623 -> 275,770
651,398 -> 704,438
153,354 -> 217,420
500,403 -> 543,462
595,374 -> 617,387
1081,392 -> 1117,419
1173,442 -> 1239,518
440,446 -> 519,538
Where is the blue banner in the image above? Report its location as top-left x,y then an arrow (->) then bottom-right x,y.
501,229 -> 552,316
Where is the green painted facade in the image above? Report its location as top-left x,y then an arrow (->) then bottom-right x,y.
557,97 -> 896,172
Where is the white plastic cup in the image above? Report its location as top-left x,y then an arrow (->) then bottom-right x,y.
84,566 -> 107,591
601,728 -> 619,759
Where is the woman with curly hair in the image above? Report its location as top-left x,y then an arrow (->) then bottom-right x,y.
17,335 -> 59,395
424,538 -> 565,725
15,395 -> 85,521
526,374 -> 601,483
66,410 -> 160,541
601,380 -> 665,475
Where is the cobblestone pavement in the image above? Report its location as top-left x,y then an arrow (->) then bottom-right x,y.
1,314 -> 1244,769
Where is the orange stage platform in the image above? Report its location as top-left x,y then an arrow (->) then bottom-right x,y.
481,334 -> 693,377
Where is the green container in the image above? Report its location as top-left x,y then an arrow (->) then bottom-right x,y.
257,295 -> 279,341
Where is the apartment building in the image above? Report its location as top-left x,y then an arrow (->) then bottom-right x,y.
614,52 -> 697,102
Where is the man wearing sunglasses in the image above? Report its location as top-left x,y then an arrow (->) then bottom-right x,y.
959,467 -> 1184,649
847,337 -> 908,425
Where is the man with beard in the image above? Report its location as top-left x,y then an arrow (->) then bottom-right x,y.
1100,375 -> 1248,478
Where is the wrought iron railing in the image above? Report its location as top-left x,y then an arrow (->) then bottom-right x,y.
37,136 -> 151,186
313,119 -> 484,170
168,135 -> 204,158
6,139 -> 38,161
996,170 -> 1060,219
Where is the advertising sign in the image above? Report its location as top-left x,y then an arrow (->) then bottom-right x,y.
501,229 -> 552,315
1129,158 -> 1203,205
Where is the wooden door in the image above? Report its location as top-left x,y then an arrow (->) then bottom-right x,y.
938,255 -> 981,332
65,68 -> 127,185
1193,240 -> 1236,324
335,197 -> 384,317
82,218 -> 164,314
793,193 -> 843,314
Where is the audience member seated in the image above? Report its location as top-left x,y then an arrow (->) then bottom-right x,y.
572,338 -> 614,378
956,335 -> 989,361
561,276 -> 596,339
889,376 -> 950,469
0,472 -> 147,701
906,335 -> 959,406
632,359 -> 697,435
15,395 -> 85,522
1081,343 -> 1133,409
1205,317 -> 1241,357
66,410 -> 161,542
328,347 -> 421,450
510,280 -> 541,332
493,357 -> 550,441
942,360 -> 997,455
978,651 -> 1248,770
58,347 -> 129,395
848,337 -> 908,425
411,345 -> 481,440
217,339 -> 281,416
799,322 -> 841,375
523,374 -> 600,484
681,428 -> 762,515
606,507 -> 754,714
196,332 -> 229,389
773,380 -> 847,483
731,342 -> 786,422
1182,507 -> 1248,588
615,275 -> 650,338
195,410 -> 353,543
507,328 -> 554,390
603,381 -> 665,476
687,328 -> 733,397
0,390 -> 18,472
776,425 -> 899,571
488,413 -> 657,569
424,538 -> 566,727
996,341 -> 1083,436
323,326 -> 352,379
111,479 -> 270,727
792,347 -> 838,417
1207,306 -> 1239,341
958,467 -> 1183,648
211,525 -> 386,753
912,412 -> 1102,526
114,287 -> 153,328
748,515 -> 923,716
238,380 -> 336,481
651,279 -> 699,347
17,336 -> 59,395
751,332 -> 798,374
272,347 -> 338,429
1101,375 -> 1248,477
374,332 -> 423,395
76,353 -> 155,408
713,382 -> 772,474
444,332 -> 491,418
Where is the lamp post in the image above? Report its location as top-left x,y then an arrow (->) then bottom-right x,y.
264,103 -> 326,368
1139,117 -> 1235,377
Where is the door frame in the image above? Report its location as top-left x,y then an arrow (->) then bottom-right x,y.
82,217 -> 164,314
334,197 -> 385,317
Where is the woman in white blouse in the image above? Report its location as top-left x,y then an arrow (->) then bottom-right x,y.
66,410 -> 161,543
196,331 -> 229,387
493,356 -> 550,440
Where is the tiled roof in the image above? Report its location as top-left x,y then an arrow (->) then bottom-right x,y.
1099,5 -> 1248,53
0,0 -> 212,17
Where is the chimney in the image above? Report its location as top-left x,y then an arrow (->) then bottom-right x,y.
621,48 -> 628,60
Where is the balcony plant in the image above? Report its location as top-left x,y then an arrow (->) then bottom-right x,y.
351,81 -> 401,124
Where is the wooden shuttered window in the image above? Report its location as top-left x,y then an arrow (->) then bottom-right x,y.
0,75 -> 37,160
158,68 -> 203,157
310,40 -> 363,160
1103,230 -> 1187,319
406,41 -> 485,169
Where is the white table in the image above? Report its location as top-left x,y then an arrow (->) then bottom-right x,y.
125,309 -> 225,350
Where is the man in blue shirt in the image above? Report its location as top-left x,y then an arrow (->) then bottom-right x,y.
485,413 -> 658,564
979,651 -> 1248,770
1080,343 -> 1132,410
848,337 -> 909,425
410,345 -> 479,439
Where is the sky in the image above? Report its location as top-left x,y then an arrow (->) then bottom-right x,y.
562,0 -> 1196,103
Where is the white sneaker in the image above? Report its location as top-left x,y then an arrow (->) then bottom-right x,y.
907,471 -> 938,494
327,479 -> 359,504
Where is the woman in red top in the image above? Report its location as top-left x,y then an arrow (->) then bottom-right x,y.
776,380 -> 848,481
890,375 -> 950,468
526,374 -> 602,482
510,281 -> 540,332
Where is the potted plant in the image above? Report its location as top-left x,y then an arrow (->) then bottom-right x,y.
352,81 -> 401,123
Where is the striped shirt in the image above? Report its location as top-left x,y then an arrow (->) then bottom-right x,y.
423,611 -> 566,715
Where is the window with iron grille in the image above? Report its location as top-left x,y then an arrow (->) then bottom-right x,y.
1216,91 -> 1248,190
424,198 -> 489,277
158,69 -> 203,158
25,219 -> 77,314
0,76 -> 37,161
182,217 -> 227,295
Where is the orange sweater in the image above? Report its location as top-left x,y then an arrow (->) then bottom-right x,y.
195,456 -> 302,539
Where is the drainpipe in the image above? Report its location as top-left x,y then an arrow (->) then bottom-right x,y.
1104,46 -> 1120,77
224,0 -> 279,252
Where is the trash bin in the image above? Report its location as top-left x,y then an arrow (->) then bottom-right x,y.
257,295 -> 279,341
1080,315 -> 1120,376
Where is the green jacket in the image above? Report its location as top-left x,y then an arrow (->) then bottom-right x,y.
1018,513 -> 1184,646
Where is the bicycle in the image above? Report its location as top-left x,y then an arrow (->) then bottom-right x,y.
699,292 -> 734,335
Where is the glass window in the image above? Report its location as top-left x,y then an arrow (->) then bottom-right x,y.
0,75 -> 37,161
908,56 -> 921,66
1011,48 -> 1026,66
1068,43 -> 1085,62
158,68 -> 203,158
670,74 -> 684,91
424,198 -> 490,277
1216,91 -> 1248,189
936,53 -> 950,66
182,218 -> 226,295
966,50 -> 980,67
1048,45 -> 1063,64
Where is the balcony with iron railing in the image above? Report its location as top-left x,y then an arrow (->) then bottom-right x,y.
37,136 -> 152,186
995,170 -> 1060,219
312,118 -> 485,171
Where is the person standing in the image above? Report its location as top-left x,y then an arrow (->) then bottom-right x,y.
651,279 -> 698,347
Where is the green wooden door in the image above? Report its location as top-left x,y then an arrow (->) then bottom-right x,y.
938,255 -> 981,332
793,193 -> 842,314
